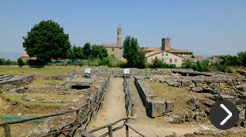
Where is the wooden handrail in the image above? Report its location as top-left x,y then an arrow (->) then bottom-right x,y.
87,117 -> 129,133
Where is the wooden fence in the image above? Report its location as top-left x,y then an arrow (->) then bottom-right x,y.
82,117 -> 145,137
0,76 -> 111,137
123,75 -> 134,117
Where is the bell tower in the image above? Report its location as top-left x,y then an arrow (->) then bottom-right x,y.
162,38 -> 171,50
117,27 -> 122,47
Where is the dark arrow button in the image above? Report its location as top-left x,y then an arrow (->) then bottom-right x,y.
209,100 -> 239,130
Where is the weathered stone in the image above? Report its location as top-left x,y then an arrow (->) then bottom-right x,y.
184,133 -> 196,137
199,98 -> 215,107
165,100 -> 174,113
149,100 -> 166,117
171,115 -> 186,124
186,97 -> 200,111
194,130 -> 224,135
194,111 -> 207,122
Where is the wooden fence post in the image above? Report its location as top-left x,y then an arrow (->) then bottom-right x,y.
108,126 -> 113,137
125,123 -> 129,137
4,124 -> 11,137
76,109 -> 81,124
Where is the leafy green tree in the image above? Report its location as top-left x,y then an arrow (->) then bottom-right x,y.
72,45 -> 83,59
0,58 -> 5,65
5,59 -> 10,66
201,59 -> 210,71
91,45 -> 108,59
151,57 -> 162,68
185,59 -> 193,68
17,58 -> 24,67
135,50 -> 146,68
23,20 -> 71,62
197,61 -> 204,72
123,36 -> 139,67
82,43 -> 92,59
238,51 -> 246,67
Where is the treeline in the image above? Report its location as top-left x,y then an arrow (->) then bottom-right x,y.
216,51 -> 246,67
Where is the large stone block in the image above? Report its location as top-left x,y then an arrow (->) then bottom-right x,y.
149,100 -> 166,117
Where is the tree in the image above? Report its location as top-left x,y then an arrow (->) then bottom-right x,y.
91,45 -> 108,59
185,59 -> 193,68
135,50 -> 146,68
0,58 -> 5,65
151,57 -> 162,68
123,36 -> 140,67
23,20 -> 71,62
82,43 -> 92,59
5,59 -> 10,67
17,58 -> 24,67
238,51 -> 246,67
72,45 -> 83,59
197,61 -> 204,72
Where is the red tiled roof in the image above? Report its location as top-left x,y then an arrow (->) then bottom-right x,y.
167,50 -> 193,53
21,51 -> 29,58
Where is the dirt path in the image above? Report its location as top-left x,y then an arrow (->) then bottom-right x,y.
127,78 -> 198,137
86,78 -> 127,136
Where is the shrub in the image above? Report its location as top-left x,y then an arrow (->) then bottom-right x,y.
0,58 -> 5,65
17,58 -> 24,67
150,57 -> 162,68
185,59 -> 193,68
5,59 -> 11,66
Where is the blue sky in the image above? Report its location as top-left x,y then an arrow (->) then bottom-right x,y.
0,0 -> 245,56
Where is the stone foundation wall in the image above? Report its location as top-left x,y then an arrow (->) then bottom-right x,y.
0,75 -> 33,92
135,76 -> 173,117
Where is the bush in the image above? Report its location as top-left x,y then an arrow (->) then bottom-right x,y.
185,59 -> 193,68
5,59 -> 10,66
150,57 -> 162,68
214,64 -> 232,73
0,58 -> 5,65
17,58 -> 24,67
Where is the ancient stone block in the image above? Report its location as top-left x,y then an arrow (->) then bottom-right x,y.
165,100 -> 174,113
149,100 -> 166,117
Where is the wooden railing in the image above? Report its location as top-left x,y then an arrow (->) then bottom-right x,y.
83,117 -> 146,137
123,75 -> 134,117
0,76 -> 111,137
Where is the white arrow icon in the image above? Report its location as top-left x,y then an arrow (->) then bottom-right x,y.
220,104 -> 232,125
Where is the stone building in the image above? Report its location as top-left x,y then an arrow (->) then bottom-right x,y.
144,38 -> 203,67
101,27 -> 123,58
145,50 -> 183,67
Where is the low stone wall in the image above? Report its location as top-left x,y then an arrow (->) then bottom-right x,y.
135,76 -> 173,117
0,75 -> 33,92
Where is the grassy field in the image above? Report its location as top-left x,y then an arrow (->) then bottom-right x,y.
148,81 -> 210,115
0,66 -> 75,76
0,93 -> 64,109
23,93 -> 80,101
27,79 -> 64,87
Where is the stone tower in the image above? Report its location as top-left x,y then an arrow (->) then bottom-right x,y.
117,27 -> 122,46
161,38 -> 171,50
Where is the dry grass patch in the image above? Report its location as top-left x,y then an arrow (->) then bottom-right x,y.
23,93 -> 80,101
27,79 -> 64,87
148,81 -> 210,115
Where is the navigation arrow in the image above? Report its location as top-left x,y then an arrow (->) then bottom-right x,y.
220,104 -> 232,125
209,100 -> 239,130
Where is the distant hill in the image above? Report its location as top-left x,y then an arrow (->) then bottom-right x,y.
0,52 -> 23,61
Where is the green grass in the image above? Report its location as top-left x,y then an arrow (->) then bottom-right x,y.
0,93 -> 64,108
0,66 -> 74,76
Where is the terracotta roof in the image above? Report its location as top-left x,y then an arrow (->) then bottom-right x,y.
182,55 -> 205,59
145,50 -> 164,57
143,47 -> 161,52
167,50 -> 193,53
21,51 -> 29,58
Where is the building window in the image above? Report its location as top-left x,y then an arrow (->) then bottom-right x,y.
112,48 -> 114,51
175,59 -> 177,63
162,59 -> 164,62
162,53 -> 164,56
166,53 -> 168,56
170,58 -> 172,63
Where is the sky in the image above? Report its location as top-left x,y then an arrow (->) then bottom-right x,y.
0,0 -> 245,57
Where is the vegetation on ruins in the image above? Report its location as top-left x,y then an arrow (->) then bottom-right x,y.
23,20 -> 71,62
216,51 -> 246,67
123,36 -> 146,68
